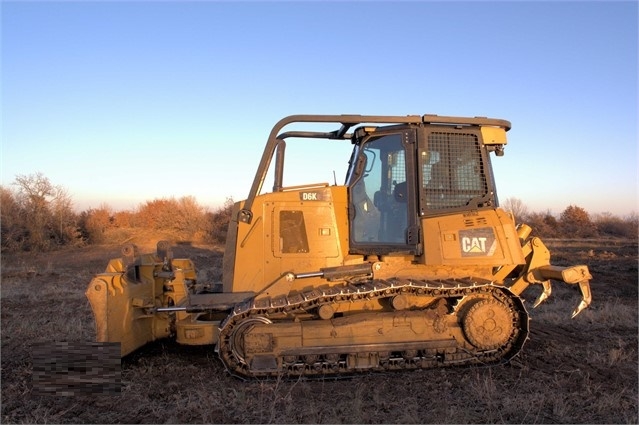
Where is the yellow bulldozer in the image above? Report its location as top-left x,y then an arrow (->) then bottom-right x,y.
86,114 -> 592,379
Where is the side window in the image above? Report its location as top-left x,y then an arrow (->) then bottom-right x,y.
279,210 -> 309,253
421,132 -> 487,211
351,134 -> 408,244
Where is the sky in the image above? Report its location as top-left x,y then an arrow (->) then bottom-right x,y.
2,0 -> 637,217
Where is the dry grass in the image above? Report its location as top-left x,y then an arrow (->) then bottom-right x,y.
1,239 -> 637,424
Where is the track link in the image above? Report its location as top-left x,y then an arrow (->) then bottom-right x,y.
216,278 -> 529,379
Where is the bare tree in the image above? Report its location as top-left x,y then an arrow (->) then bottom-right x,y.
12,172 -> 77,250
501,197 -> 529,223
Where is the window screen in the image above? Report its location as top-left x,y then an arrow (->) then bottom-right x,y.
421,132 -> 487,211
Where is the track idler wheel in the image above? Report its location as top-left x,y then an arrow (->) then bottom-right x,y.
228,316 -> 272,365
462,299 -> 514,350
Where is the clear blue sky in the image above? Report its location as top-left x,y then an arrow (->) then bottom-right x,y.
2,1 -> 637,216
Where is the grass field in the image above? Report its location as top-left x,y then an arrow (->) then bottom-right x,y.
1,238 -> 637,424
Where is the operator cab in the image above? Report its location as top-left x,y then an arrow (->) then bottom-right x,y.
346,122 -> 498,255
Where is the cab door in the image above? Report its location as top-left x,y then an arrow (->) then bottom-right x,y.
347,128 -> 420,255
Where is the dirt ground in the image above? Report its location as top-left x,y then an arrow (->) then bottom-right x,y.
1,238 -> 637,424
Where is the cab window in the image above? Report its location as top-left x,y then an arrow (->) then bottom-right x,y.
350,134 -> 408,244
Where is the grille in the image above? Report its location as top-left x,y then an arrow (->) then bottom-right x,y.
464,217 -> 489,227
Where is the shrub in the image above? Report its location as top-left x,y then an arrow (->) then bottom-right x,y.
559,205 -> 597,238
1,186 -> 27,251
129,196 -> 213,241
78,205 -> 113,243
207,198 -> 235,244
113,210 -> 135,228
523,210 -> 560,238
594,212 -> 639,239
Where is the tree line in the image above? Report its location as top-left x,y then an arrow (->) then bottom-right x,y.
1,173 -> 637,253
1,173 -> 233,252
501,197 -> 638,240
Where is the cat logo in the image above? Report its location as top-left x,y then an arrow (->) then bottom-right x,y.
462,237 -> 488,253
459,228 -> 496,257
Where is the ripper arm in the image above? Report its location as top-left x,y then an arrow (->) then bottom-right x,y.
494,225 -> 592,318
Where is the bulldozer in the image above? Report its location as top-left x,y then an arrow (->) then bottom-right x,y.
86,114 -> 592,379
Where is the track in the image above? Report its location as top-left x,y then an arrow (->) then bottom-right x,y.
216,278 -> 529,379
